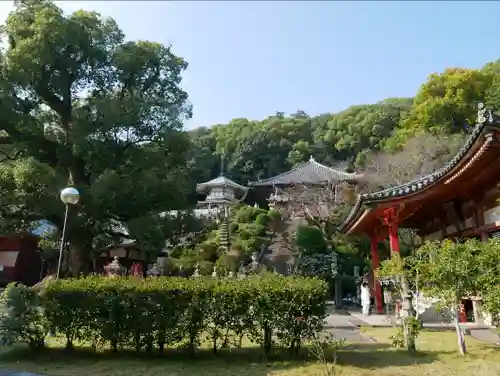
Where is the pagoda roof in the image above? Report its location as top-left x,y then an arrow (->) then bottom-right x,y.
196,175 -> 248,194
248,157 -> 362,187
340,104 -> 500,235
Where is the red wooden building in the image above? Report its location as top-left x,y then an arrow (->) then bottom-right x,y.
340,105 -> 500,322
0,233 -> 42,286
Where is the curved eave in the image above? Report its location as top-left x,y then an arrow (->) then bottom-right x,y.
248,177 -> 361,187
196,182 -> 248,194
248,159 -> 363,187
340,117 -> 500,235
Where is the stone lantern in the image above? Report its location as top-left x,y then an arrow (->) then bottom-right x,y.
211,266 -> 218,279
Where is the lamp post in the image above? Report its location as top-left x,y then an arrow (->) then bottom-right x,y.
56,187 -> 80,279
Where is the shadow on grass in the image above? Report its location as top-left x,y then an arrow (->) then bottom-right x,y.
0,347 -> 306,376
338,342 -> 445,368
0,341 -> 443,372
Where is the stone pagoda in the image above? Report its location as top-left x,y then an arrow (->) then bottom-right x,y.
196,158 -> 248,248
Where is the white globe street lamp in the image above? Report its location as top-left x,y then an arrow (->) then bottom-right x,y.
56,187 -> 80,279
60,187 -> 80,205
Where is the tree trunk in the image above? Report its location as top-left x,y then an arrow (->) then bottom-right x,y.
334,278 -> 343,308
69,241 -> 90,277
453,309 -> 467,355
401,276 -> 416,353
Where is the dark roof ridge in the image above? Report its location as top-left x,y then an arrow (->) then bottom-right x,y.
249,157 -> 362,187
197,175 -> 248,193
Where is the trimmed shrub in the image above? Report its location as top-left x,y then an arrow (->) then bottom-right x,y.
0,275 -> 328,357
0,283 -> 48,349
255,213 -> 271,226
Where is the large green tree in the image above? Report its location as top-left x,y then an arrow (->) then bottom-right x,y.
387,68 -> 494,148
0,0 -> 193,274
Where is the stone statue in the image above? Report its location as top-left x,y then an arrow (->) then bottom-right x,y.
477,102 -> 492,124
146,262 -> 159,277
237,262 -> 246,279
193,263 -> 200,278
212,266 -> 217,278
228,271 -> 234,278
250,251 -> 260,273
286,259 -> 295,275
105,256 -> 123,278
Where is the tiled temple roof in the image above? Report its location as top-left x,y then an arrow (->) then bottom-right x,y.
196,175 -> 248,193
340,103 -> 499,233
248,157 -> 363,187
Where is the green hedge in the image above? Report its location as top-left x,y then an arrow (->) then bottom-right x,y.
0,275 -> 328,356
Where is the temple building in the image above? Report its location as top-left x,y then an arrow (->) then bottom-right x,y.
248,157 -> 363,284
248,156 -> 363,219
340,103 -> 500,324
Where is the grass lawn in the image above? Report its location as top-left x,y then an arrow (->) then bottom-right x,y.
0,328 -> 499,376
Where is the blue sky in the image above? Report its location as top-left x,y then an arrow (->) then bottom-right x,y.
1,1 -> 500,129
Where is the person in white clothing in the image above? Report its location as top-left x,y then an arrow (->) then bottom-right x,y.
360,282 -> 371,316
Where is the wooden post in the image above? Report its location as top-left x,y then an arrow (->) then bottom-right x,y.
370,235 -> 384,314
384,207 -> 400,254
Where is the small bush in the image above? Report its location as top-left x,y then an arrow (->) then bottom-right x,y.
229,222 -> 239,233
296,226 -> 327,255
268,209 -> 281,222
255,213 -> 271,226
1,275 -> 328,357
0,283 -> 48,349
234,206 -> 267,223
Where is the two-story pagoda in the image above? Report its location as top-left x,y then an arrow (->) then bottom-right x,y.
248,156 -> 363,218
196,174 -> 248,215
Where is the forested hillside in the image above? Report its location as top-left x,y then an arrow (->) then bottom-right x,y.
187,61 -> 500,186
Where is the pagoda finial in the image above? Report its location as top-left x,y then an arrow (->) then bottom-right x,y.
220,153 -> 225,176
309,155 -> 315,162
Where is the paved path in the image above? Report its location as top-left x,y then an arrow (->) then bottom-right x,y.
348,310 -> 494,329
470,329 -> 500,345
340,310 -> 500,346
324,310 -> 357,329
324,312 -> 376,343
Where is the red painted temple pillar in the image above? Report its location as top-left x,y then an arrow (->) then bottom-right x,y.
370,235 -> 384,314
383,207 -> 403,315
384,207 -> 400,254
